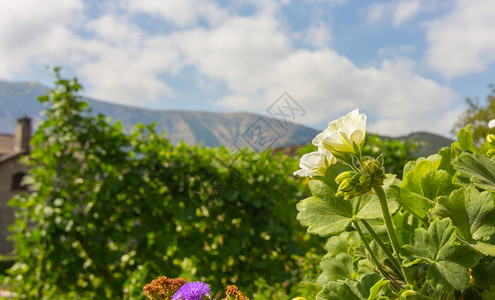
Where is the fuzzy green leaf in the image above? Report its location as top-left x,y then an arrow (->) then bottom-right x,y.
297,180 -> 353,236
317,253 -> 354,286
298,175 -> 398,237
456,125 -> 478,154
468,241 -> 495,256
324,163 -> 353,191
316,274 -> 388,300
399,166 -> 459,220
430,187 -> 495,242
453,153 -> 495,192
472,259 -> 495,289
402,218 -> 477,294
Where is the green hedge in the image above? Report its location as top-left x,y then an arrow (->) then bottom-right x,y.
4,71 -> 319,299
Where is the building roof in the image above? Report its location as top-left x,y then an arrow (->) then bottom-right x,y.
0,151 -> 23,163
0,134 -> 15,156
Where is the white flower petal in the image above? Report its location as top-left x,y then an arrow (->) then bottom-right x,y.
313,109 -> 367,155
293,150 -> 335,178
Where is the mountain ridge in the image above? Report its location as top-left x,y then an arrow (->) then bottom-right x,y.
0,81 -> 318,149
0,80 -> 453,154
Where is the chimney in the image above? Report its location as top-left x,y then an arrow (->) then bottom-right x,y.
14,116 -> 31,153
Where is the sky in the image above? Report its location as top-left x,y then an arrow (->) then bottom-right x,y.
1,0 -> 495,137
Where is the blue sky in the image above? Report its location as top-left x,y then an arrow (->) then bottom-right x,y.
1,0 -> 494,137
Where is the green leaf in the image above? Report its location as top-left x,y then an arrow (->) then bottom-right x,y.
298,175 -> 398,237
421,170 -> 459,200
468,241 -> 495,256
316,274 -> 389,300
324,162 -> 353,191
481,285 -> 495,300
317,253 -> 354,286
472,258 -> 495,289
429,187 -> 495,242
403,154 -> 442,176
453,153 -> 495,192
324,231 -> 361,257
392,211 -> 421,247
456,125 -> 478,154
396,188 -> 433,221
402,218 -> 477,294
437,147 -> 456,177
399,158 -> 459,220
297,180 -> 353,236
402,159 -> 439,194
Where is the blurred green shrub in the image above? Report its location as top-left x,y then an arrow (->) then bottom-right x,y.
4,70 -> 319,299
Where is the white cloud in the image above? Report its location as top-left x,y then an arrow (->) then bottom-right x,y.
214,50 -> 458,136
367,0 -> 425,27
367,3 -> 385,25
125,0 -> 228,27
425,0 -> 495,78
302,21 -> 332,48
393,0 -> 421,27
176,13 -> 291,96
78,16 -> 183,104
0,0 -> 83,77
169,9 -> 458,135
306,0 -> 349,4
0,0 -> 461,136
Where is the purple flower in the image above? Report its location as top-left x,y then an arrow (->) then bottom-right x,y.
171,281 -> 211,300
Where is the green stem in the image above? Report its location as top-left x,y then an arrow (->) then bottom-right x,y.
373,185 -> 413,286
353,220 -> 401,291
360,219 -> 403,280
419,280 -> 429,296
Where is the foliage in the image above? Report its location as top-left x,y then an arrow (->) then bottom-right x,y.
451,84 -> 495,145
3,70 -> 319,299
362,134 -> 417,177
294,110 -> 495,299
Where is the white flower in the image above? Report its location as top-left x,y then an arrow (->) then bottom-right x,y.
293,148 -> 336,177
489,119 -> 495,129
312,109 -> 367,155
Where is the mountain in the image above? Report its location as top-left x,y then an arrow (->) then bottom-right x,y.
0,81 -> 318,149
0,80 -> 454,154
396,132 -> 454,157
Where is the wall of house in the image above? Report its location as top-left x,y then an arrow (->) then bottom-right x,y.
0,156 -> 29,254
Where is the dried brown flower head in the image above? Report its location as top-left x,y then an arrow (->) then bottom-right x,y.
143,276 -> 187,300
223,285 -> 249,300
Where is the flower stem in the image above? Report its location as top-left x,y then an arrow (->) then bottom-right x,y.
360,219 -> 403,280
373,185 -> 413,286
353,220 -> 401,291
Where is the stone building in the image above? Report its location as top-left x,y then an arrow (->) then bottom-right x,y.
0,117 -> 31,254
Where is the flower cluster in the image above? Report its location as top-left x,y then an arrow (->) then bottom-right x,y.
144,276 -> 249,300
171,282 -> 211,300
293,109 -> 366,178
335,156 -> 385,199
222,285 -> 249,300
486,119 -> 495,157
144,276 -> 187,300
294,109 -> 387,199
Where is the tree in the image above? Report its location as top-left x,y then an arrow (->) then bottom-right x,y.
451,84 -> 495,145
